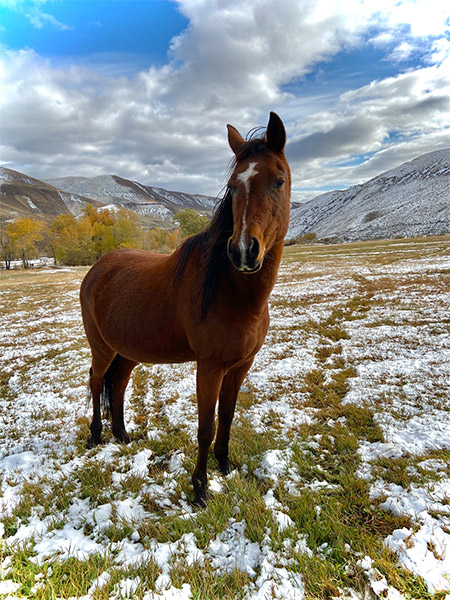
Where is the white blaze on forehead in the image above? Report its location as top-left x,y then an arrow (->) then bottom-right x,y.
237,162 -> 258,196
236,162 -> 258,269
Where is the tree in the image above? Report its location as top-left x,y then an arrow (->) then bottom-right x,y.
82,205 -> 143,259
48,213 -> 95,265
0,219 -> 13,269
109,208 -> 143,252
173,209 -> 209,238
143,227 -> 181,254
5,217 -> 45,268
48,205 -> 144,265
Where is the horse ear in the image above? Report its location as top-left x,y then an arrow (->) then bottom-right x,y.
266,112 -> 286,154
227,124 -> 245,155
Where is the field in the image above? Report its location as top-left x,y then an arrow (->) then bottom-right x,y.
0,235 -> 449,599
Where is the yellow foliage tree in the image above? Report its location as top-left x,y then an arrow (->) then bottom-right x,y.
143,227 -> 181,254
48,205 -> 144,265
49,213 -> 95,265
5,217 -> 45,268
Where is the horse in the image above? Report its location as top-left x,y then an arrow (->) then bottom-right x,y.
80,112 -> 291,506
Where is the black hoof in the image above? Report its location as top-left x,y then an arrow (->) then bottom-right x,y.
193,491 -> 208,508
219,460 -> 230,476
113,429 -> 131,444
86,434 -> 102,449
216,455 -> 231,476
192,478 -> 208,507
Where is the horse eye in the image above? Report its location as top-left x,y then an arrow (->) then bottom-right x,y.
274,179 -> 285,189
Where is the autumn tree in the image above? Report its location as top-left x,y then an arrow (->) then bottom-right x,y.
48,213 -> 95,265
143,227 -> 181,254
48,205 -> 144,265
0,219 -> 13,269
173,209 -> 209,238
5,217 -> 45,268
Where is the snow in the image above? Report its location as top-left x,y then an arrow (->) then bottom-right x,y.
0,242 -> 449,596
386,524 -> 450,593
24,196 -> 40,211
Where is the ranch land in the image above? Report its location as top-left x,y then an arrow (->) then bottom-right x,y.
0,235 -> 449,599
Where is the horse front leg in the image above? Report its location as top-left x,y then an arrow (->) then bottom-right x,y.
192,362 -> 225,506
214,358 -> 254,475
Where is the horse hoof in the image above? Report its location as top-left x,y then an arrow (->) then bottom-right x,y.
192,478 -> 208,507
114,429 -> 131,444
193,492 -> 208,508
218,460 -> 230,476
86,435 -> 102,449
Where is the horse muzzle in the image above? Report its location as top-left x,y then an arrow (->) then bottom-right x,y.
227,236 -> 263,273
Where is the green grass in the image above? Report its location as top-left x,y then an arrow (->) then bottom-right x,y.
1,237 -> 450,598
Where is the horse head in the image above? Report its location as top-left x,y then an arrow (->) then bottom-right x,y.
226,112 -> 291,273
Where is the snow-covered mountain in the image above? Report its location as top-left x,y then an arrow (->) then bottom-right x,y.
3,149 -> 450,240
0,167 -> 216,225
0,167 -> 101,222
46,174 -> 216,221
288,149 -> 450,242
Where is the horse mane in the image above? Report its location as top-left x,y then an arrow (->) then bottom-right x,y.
173,131 -> 271,319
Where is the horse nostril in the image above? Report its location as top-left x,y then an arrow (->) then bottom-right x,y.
248,237 -> 260,260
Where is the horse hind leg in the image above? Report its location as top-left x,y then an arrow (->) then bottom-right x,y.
87,350 -> 115,447
87,352 -> 136,446
107,354 -> 137,444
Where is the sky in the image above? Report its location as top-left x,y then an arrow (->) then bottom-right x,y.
0,0 -> 449,203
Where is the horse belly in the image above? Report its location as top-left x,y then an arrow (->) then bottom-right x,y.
98,301 -> 195,364
83,252 -> 195,365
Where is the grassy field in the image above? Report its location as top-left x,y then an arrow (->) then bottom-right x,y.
0,235 -> 449,599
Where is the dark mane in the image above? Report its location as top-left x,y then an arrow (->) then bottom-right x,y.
174,133 -> 269,319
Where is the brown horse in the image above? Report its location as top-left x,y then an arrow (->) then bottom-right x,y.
80,112 -> 291,505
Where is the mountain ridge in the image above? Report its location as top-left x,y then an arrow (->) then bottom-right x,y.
0,167 -> 103,222
288,148 -> 450,242
46,174 -> 216,221
2,148 -> 449,241
0,168 -> 216,227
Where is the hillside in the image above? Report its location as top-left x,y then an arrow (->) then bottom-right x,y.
46,174 -> 216,221
0,168 -> 216,226
288,148 -> 450,242
0,167 -> 101,222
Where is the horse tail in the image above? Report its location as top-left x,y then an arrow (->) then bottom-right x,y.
101,354 -> 121,418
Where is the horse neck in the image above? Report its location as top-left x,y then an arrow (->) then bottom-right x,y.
227,239 -> 284,313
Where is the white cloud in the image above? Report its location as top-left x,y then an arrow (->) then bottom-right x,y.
27,10 -> 71,31
0,0 -> 71,30
0,0 -> 449,197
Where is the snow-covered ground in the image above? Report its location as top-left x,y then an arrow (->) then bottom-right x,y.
0,237 -> 449,598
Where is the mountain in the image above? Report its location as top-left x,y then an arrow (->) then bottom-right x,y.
0,167 -> 102,222
0,168 -> 216,226
46,174 -> 216,221
3,149 -> 450,241
288,149 -> 450,242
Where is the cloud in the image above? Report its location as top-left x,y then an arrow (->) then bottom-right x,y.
27,10 -> 71,31
0,0 -> 72,30
288,58 -> 450,192
0,0 -> 449,198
